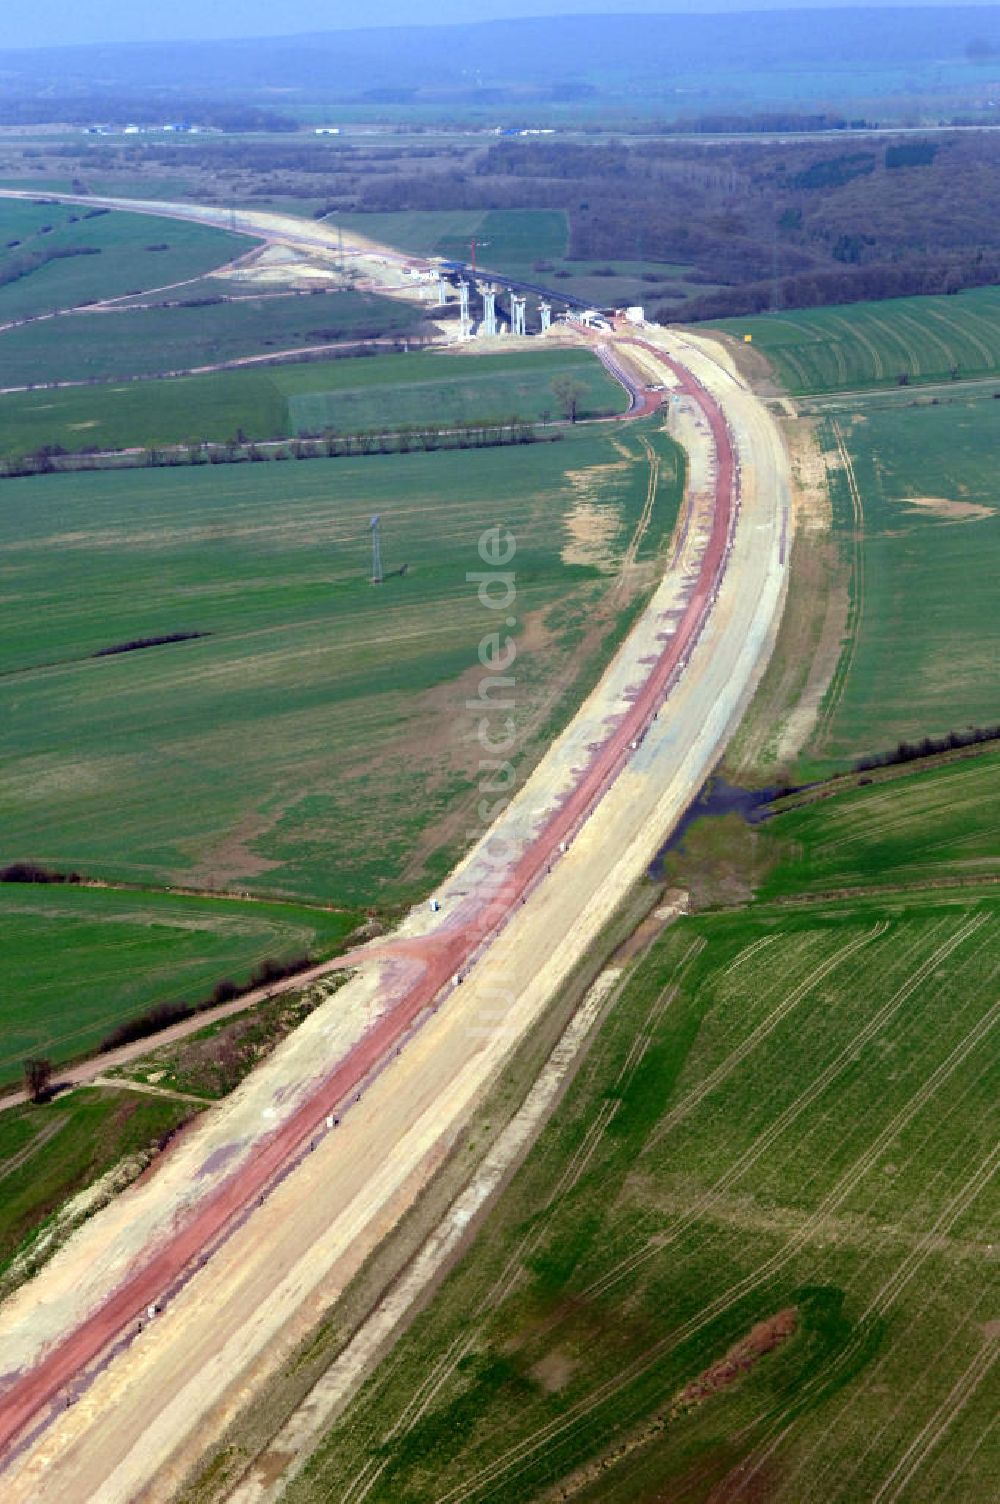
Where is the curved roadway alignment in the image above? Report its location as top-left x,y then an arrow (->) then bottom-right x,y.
0,196 -> 792,1503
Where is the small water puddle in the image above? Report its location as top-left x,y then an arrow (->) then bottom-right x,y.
648,777 -> 779,880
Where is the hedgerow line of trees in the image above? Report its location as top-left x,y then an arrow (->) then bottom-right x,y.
1,416 -> 550,479
18,951 -> 319,1105
97,954 -> 315,1054
853,723 -> 1000,773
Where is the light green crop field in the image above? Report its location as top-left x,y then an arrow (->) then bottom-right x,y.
808,391 -> 1000,768
0,347 -> 625,458
757,746 -> 1000,899
0,288 -> 424,388
0,885 -> 357,1080
276,347 -> 626,434
709,286 -> 1000,394
0,199 -> 248,322
0,421 -> 682,909
0,369 -> 289,457
291,756 -> 998,1502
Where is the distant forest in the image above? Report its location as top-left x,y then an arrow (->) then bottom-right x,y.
340,132 -> 1000,319
16,125 -> 1000,319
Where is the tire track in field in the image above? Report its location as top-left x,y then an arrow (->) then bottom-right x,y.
894,308 -> 956,377
0,1117 -> 69,1186
425,993 -> 999,1504
821,1147 -> 999,1504
612,434 -> 660,598
814,766 -> 992,859
644,923 -> 885,1153
864,311 -> 921,378
712,1064 -> 993,1490
718,1134 -> 1000,1504
932,1408 -> 1000,1502
720,933 -> 778,978
340,942 -> 705,1503
709,968 -> 998,1497
861,1142 -> 999,1324
922,305 -> 991,367
811,417 -> 864,756
806,1282 -> 993,1504
827,313 -> 884,383
751,952 -> 999,1504
870,1338 -> 998,1504
586,912 -> 974,1304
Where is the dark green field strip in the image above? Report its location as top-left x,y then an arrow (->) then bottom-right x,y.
0,200 -> 249,323
0,289 -> 423,387
758,746 -> 1000,898
288,889 -> 999,1504
0,424 -> 682,907
0,347 -> 623,459
708,286 -> 1000,395
0,885 -> 357,1077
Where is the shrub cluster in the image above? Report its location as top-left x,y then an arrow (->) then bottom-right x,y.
0,861 -> 80,884
97,953 -> 316,1053
853,724 -> 1000,773
92,631 -> 208,658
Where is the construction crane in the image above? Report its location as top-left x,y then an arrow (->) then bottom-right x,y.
468,237 -> 490,275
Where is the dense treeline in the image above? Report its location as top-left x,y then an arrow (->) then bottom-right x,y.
7,117 -> 1000,321
0,243 -> 101,289
98,953 -> 314,1052
662,252 -> 1000,321
854,725 -> 1000,773
0,862 -> 81,884
1,418 -> 548,479
92,632 -> 209,658
350,130 -> 1000,317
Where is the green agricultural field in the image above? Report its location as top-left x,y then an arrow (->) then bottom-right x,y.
709,286 -> 1000,395
757,745 -> 1000,900
0,369 -> 289,458
0,421 -> 682,909
0,885 -> 357,1081
292,757 -> 998,1501
0,347 -> 625,459
275,347 -> 625,434
0,1087 -> 201,1276
0,199 -> 249,322
808,391 -> 999,767
0,289 -> 424,388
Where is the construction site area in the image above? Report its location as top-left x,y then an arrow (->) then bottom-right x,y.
0,188 -> 794,1501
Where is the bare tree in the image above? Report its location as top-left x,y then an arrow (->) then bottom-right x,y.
24,1057 -> 52,1104
551,377 -> 586,423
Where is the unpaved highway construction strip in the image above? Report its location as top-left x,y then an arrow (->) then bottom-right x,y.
0,205 -> 791,1501
0,190 -> 439,303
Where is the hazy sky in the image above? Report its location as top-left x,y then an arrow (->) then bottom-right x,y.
2,0 -> 996,49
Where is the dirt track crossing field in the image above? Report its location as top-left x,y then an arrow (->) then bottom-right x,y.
0,209 -> 791,1500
